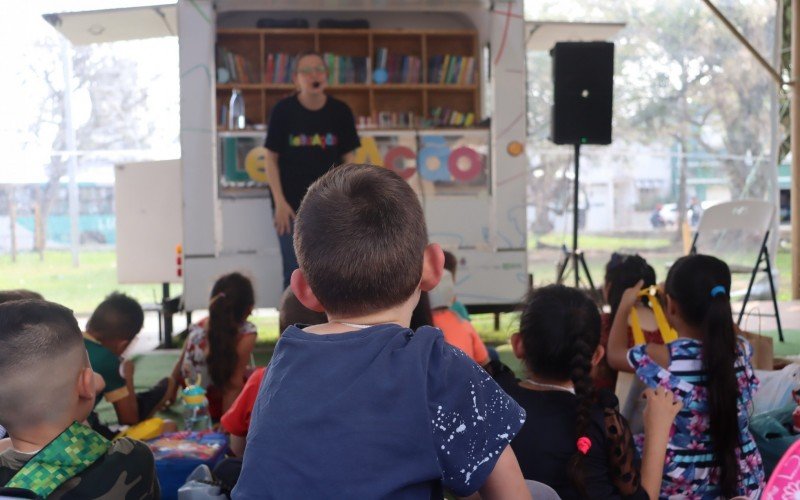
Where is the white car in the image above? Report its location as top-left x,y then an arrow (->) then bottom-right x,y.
658,201 -> 717,227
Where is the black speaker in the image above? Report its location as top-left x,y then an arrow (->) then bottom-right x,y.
550,42 -> 614,145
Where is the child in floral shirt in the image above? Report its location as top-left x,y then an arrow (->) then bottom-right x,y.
611,255 -> 764,499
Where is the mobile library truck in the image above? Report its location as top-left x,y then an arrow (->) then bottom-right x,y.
47,1 -> 621,322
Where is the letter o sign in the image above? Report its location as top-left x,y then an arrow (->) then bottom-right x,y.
448,146 -> 482,182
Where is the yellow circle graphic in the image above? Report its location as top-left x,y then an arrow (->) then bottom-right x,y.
245,146 -> 269,184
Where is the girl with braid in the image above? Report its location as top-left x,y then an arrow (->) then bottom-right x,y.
490,285 -> 681,499
609,255 -> 764,498
170,272 -> 257,420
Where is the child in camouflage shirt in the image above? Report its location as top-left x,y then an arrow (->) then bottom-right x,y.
0,299 -> 160,499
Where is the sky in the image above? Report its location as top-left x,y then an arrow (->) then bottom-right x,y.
0,1 -> 179,183
0,0 -> 775,184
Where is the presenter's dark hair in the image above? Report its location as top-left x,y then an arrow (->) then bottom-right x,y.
294,163 -> 428,316
294,50 -> 327,72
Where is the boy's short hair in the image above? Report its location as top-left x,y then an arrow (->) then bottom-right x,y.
0,289 -> 44,304
278,288 -> 328,332
443,251 -> 458,278
86,292 -> 144,342
0,300 -> 86,430
294,164 -> 428,316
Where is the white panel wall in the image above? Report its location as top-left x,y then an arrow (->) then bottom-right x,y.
183,250 -> 283,313
178,0 -> 218,257
115,160 -> 183,284
490,0 -> 527,250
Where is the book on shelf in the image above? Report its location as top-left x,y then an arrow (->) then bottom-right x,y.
217,46 -> 258,84
323,53 -> 369,84
429,107 -> 476,127
374,47 -> 422,84
376,111 -> 417,128
264,53 -> 300,84
427,55 -> 475,85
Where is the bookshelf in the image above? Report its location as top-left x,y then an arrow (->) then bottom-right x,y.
215,28 -> 480,130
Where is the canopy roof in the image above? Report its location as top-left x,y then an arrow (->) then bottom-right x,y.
525,21 -> 626,51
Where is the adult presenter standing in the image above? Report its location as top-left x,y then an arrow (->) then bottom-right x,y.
265,51 -> 361,289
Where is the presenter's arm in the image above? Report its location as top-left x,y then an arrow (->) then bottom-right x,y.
342,151 -> 355,164
266,149 -> 295,235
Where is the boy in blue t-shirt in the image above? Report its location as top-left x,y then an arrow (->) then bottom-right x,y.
233,164 -> 530,499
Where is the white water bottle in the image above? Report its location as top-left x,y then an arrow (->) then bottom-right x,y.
229,89 -> 246,129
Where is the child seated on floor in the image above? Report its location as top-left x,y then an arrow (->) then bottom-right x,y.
598,254 -> 672,434
84,292 -> 175,438
443,250 -> 470,320
598,253 -> 666,387
429,270 -> 490,366
221,287 -> 327,458
608,254 -> 765,498
0,289 -> 44,448
0,299 -> 160,499
489,284 -> 681,500
211,288 -> 328,493
233,164 -> 530,499
170,272 -> 257,420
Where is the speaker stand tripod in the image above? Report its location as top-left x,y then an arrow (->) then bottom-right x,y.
556,143 -> 596,290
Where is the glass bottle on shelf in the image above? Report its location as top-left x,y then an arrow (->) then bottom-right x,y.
229,88 -> 246,130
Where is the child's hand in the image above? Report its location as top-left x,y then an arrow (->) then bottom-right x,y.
619,279 -> 645,313
642,386 -> 682,435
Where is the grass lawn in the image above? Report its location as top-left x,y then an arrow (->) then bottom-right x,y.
0,250 -> 181,315
535,233 -> 672,251
0,240 -> 794,338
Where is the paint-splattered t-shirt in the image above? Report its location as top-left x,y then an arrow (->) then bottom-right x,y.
233,324 -> 525,499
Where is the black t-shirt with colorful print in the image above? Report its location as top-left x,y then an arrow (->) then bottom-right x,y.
265,94 -> 360,211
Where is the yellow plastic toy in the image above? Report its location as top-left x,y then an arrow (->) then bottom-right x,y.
629,285 -> 678,345
115,418 -> 165,441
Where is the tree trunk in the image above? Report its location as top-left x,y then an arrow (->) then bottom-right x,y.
34,201 -> 44,260
676,139 -> 688,244
7,186 -> 16,262
35,168 -> 64,260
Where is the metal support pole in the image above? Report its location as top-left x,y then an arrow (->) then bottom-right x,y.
573,143 -> 580,288
700,0 -> 785,86
793,0 -> 800,299
162,282 -> 173,348
61,38 -> 79,268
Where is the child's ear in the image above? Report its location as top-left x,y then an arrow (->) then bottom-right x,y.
510,332 -> 525,360
419,243 -> 445,292
591,345 -> 605,367
290,269 -> 325,313
77,367 -> 96,401
665,294 -> 678,319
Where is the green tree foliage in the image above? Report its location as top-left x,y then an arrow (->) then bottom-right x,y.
525,0 -> 777,234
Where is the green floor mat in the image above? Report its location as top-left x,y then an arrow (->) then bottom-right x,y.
95,347 -> 276,429
759,329 -> 800,358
